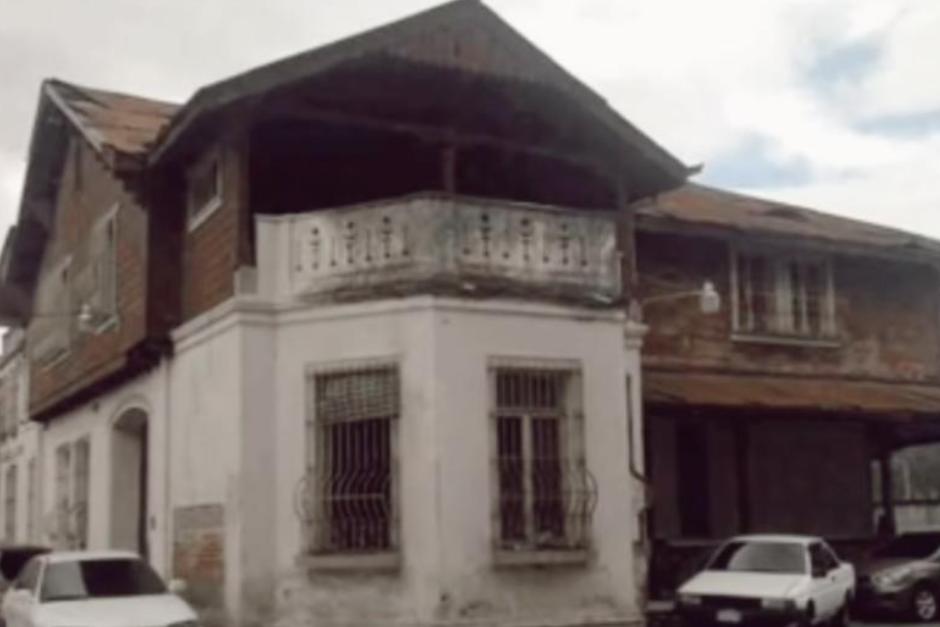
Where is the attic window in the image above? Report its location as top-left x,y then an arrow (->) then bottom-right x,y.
187,153 -> 223,231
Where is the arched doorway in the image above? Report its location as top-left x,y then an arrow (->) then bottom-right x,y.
111,407 -> 148,558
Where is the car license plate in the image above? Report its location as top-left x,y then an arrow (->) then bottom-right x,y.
716,609 -> 742,624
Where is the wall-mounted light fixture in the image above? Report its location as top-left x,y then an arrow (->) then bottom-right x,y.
628,280 -> 721,321
30,303 -> 108,335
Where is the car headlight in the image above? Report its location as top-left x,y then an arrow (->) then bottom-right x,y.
678,593 -> 702,606
873,565 -> 917,588
761,598 -> 796,611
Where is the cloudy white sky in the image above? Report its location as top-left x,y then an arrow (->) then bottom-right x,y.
1,0 -> 939,236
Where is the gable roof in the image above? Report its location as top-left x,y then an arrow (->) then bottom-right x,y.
44,80 -> 179,158
147,0 -> 687,180
637,183 -> 940,260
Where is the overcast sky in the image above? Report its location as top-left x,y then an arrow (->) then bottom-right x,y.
1,0 -> 939,237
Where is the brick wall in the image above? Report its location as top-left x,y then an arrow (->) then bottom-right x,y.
28,135 -> 149,416
181,135 -> 250,322
636,229 -> 940,382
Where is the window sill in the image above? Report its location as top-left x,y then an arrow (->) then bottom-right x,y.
298,551 -> 400,573
493,548 -> 590,568
34,347 -> 71,370
187,195 -> 223,233
90,315 -> 119,335
731,332 -> 840,349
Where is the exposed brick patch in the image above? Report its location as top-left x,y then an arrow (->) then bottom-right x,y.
173,504 -> 225,611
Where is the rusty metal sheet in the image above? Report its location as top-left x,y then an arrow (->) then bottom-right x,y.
638,183 -> 940,257
49,81 -> 178,155
645,370 -> 940,416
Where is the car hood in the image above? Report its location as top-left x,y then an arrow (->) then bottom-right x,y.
680,571 -> 807,599
860,557 -> 937,577
36,593 -> 196,627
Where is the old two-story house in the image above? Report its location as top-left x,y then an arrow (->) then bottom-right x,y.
634,184 -> 940,597
0,1 -> 692,626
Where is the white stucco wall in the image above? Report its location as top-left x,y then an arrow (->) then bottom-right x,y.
181,295 -> 643,627
169,310 -> 247,626
35,365 -> 169,574
428,300 -> 641,627
32,291 -> 644,627
0,346 -> 43,545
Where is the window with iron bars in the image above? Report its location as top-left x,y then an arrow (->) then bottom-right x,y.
491,364 -> 595,552
303,364 -> 399,555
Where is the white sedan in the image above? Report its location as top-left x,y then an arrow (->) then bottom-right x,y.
676,534 -> 855,626
2,550 -> 199,627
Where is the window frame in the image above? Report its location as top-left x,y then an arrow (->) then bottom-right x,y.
729,245 -> 838,345
186,150 -> 224,232
32,256 -> 73,368
488,357 -> 592,566
84,206 -> 120,334
5,464 -> 17,543
302,357 -> 401,571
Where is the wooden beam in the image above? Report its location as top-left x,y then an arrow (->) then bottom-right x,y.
878,446 -> 897,536
441,145 -> 458,194
266,103 -> 614,180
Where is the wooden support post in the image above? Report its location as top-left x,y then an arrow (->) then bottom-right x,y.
734,422 -> 751,533
442,144 -> 458,194
879,447 -> 897,537
615,179 -> 638,299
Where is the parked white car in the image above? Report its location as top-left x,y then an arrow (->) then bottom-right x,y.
1,550 -> 198,627
676,534 -> 855,626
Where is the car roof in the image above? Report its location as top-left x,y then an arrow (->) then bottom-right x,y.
728,534 -> 821,546
0,545 -> 50,553
43,550 -> 141,564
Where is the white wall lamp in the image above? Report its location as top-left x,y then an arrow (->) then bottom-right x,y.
628,280 -> 721,322
30,303 -> 108,335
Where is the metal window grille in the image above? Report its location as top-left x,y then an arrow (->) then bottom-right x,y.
493,367 -> 596,551
299,365 -> 399,554
4,465 -> 16,542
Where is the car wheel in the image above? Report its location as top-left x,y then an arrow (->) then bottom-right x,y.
912,584 -> 939,622
830,599 -> 849,627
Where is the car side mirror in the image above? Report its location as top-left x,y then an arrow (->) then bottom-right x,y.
168,578 -> 188,595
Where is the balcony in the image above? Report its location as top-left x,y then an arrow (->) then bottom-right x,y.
255,193 -> 622,305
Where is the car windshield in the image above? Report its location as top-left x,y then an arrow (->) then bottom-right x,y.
707,541 -> 807,575
40,558 -> 167,602
875,535 -> 940,559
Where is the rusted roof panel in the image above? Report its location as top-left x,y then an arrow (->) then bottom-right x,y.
645,370 -> 940,416
46,80 -> 179,156
638,183 -> 940,257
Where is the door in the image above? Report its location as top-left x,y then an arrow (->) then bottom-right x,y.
111,408 -> 148,558
808,542 -> 841,620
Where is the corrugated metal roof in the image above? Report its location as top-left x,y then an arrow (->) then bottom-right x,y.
638,183 -> 940,257
45,80 -> 179,156
645,370 -> 940,416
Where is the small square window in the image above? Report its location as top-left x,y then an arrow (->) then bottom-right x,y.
187,155 -> 223,230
